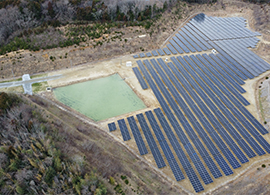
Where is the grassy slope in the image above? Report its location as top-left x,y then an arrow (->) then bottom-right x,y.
28,94 -> 186,195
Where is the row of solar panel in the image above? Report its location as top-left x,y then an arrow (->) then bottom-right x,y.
118,119 -> 131,141
127,116 -> 148,155
213,40 -> 270,77
148,56 -> 249,177
208,41 -> 255,79
144,61 -> 233,189
178,54 -> 249,106
190,14 -> 260,41
111,114 -> 166,168
168,56 -> 270,157
144,61 -> 217,184
137,60 -> 207,192
170,55 -> 268,136
149,58 -> 244,170
132,67 -> 148,90
234,37 -> 260,48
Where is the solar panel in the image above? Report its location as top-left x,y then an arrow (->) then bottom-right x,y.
169,39 -> 184,54
163,47 -> 172,55
146,52 -> 152,57
216,53 -> 248,80
157,49 -> 165,56
151,50 -> 159,56
185,168 -> 204,193
108,122 -> 116,132
127,116 -> 148,155
178,30 -> 202,52
209,54 -> 245,85
208,41 -> 255,79
117,119 -> 131,141
166,44 -> 178,54
181,27 -> 208,51
136,113 -> 166,168
132,67 -> 148,89
184,24 -> 212,49
139,53 -> 146,58
202,54 -> 246,93
172,36 -> 190,53
175,33 -> 196,52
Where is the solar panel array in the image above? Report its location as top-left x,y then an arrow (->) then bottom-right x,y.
117,119 -> 131,141
190,14 -> 260,41
136,56 -> 268,191
132,14 -> 270,79
145,110 -> 185,182
137,113 -> 166,168
108,14 -> 270,193
212,40 -> 270,77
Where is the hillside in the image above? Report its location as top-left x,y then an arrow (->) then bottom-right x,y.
0,92 -> 187,195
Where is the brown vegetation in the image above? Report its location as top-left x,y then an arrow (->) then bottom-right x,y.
0,92 -> 187,194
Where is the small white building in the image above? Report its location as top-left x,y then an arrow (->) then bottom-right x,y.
126,61 -> 132,67
138,35 -> 146,38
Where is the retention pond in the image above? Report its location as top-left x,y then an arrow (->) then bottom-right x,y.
54,74 -> 146,121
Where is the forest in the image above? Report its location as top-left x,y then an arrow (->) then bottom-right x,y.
0,92 -> 185,194
0,0 -> 218,54
0,92 -> 108,194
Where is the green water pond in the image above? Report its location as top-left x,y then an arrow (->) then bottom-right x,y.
54,74 -> 146,121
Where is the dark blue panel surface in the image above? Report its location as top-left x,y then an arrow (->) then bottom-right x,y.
117,119 -> 131,141
127,116 -> 148,155
108,122 -> 116,132
132,67 -> 148,89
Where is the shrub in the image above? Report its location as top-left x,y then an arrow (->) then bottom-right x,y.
16,185 -> 25,195
44,167 -> 56,186
124,179 -> 129,184
262,164 -> 266,168
0,92 -> 11,111
120,175 -> 126,180
114,184 -> 123,193
109,176 -> 115,185
264,121 -> 267,124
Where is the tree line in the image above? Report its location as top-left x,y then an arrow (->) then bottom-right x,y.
0,0 -> 221,53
